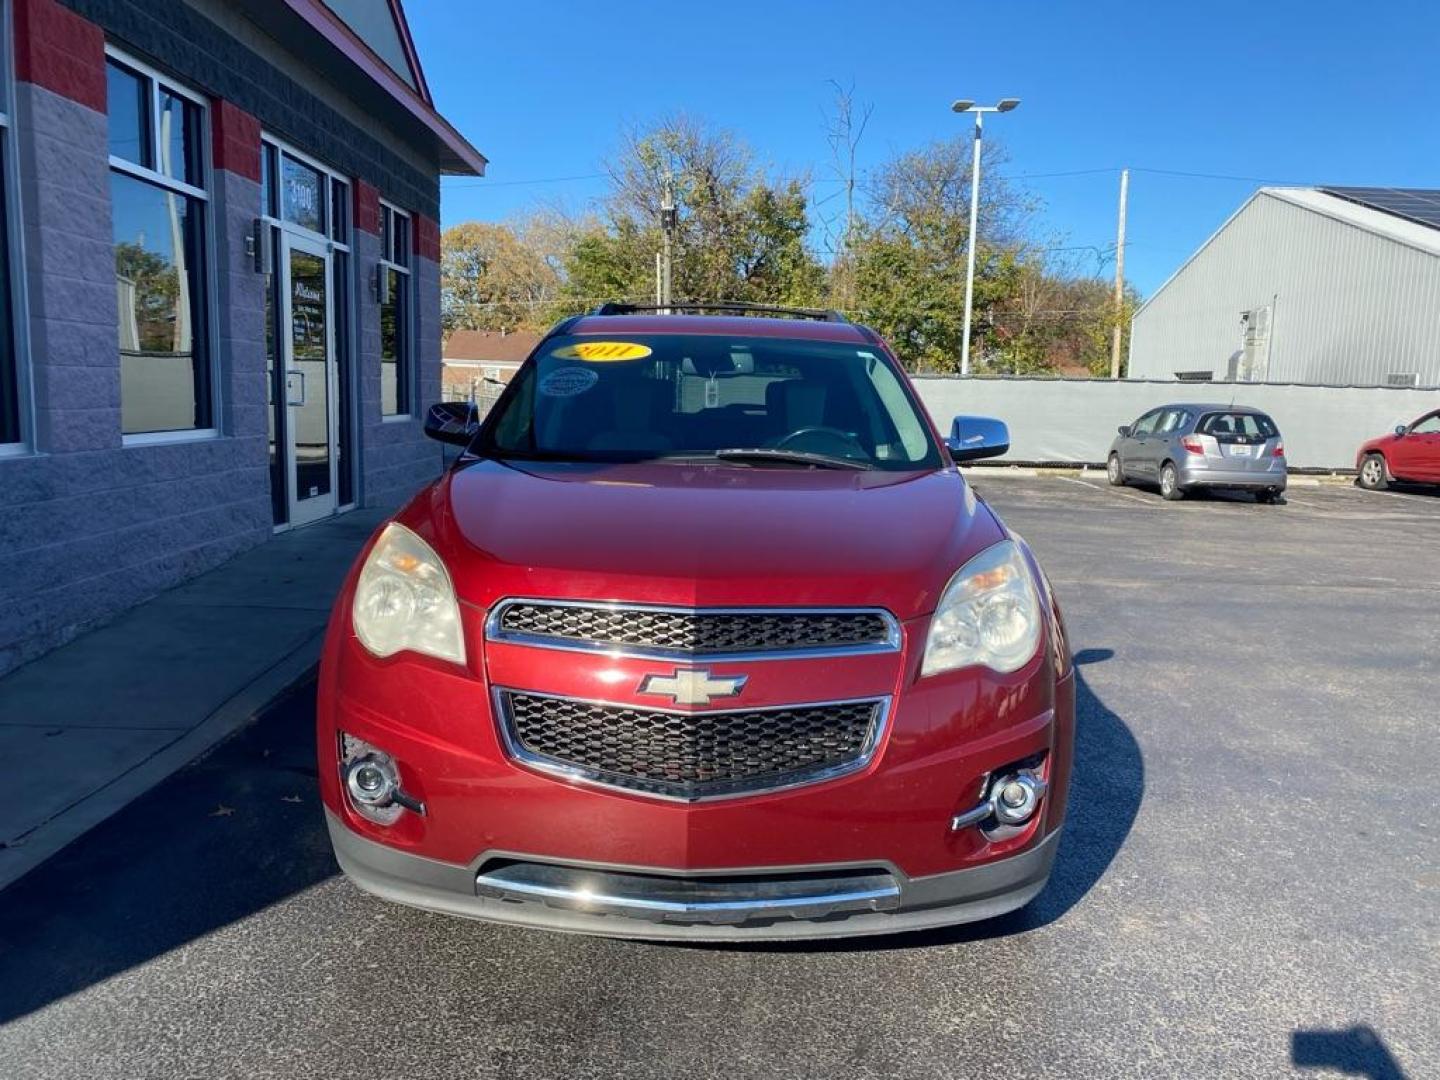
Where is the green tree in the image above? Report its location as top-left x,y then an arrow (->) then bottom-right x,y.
847,137 -> 1030,372
441,221 -> 562,333
564,115 -> 826,308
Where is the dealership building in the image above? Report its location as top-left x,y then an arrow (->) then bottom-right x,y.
0,0 -> 485,674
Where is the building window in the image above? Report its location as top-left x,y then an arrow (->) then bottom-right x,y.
379,202 -> 411,417
106,50 -> 211,437
0,8 -> 21,450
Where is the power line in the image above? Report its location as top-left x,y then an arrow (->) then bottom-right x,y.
1014,167 -> 1119,180
440,164 -> 1302,193
1130,166 -> 1304,185
450,294 -> 650,309
444,172 -> 607,189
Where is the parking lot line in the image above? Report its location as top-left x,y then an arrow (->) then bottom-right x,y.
1056,476 -> 1166,507
1365,488 -> 1439,505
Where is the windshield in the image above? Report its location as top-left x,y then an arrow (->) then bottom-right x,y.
476,333 -> 943,471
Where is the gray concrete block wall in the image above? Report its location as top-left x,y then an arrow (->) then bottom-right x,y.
1,4 -> 452,677
15,83 -> 120,455
0,84 -> 271,677
353,232 -> 442,512
60,0 -> 441,219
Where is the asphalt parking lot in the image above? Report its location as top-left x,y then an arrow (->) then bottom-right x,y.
2,476 -> 1436,1080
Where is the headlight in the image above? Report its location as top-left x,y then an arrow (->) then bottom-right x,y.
921,539 -> 1043,677
352,523 -> 466,664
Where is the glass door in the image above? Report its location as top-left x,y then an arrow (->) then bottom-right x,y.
281,233 -> 338,526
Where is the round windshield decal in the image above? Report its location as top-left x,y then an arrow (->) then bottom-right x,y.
550,341 -> 653,362
538,366 -> 599,398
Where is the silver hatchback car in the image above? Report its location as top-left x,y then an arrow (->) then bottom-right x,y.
1107,403 -> 1287,502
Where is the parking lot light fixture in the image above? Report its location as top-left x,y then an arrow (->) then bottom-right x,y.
950,98 -> 1022,375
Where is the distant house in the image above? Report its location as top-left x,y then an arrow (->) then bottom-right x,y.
1129,187 -> 1440,386
442,329 -> 541,407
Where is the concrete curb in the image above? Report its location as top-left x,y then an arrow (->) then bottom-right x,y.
0,633 -> 323,893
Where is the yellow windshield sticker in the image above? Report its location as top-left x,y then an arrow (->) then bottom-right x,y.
551,341 -> 653,362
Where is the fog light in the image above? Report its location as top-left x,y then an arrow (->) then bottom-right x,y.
991,773 -> 1044,825
346,754 -> 399,807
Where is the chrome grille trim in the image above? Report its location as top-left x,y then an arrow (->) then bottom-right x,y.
484,599 -> 902,662
474,861 -> 901,925
493,688 -> 891,803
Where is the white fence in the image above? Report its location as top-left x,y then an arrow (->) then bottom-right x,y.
912,377 -> 1440,471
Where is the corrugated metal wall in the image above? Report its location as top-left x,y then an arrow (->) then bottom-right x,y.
1129,192 -> 1440,387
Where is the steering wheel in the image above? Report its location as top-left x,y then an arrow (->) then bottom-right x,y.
773,426 -> 867,459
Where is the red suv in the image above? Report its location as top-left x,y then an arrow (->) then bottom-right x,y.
1357,409 -> 1440,489
317,304 -> 1074,940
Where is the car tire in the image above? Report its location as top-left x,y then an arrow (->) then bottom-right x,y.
1106,453 -> 1126,486
1357,453 -> 1389,491
1258,489 -> 1284,505
1160,462 -> 1184,501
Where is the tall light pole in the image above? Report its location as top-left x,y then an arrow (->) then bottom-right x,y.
951,98 -> 1020,375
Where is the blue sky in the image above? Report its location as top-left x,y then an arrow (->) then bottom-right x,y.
408,0 -> 1439,297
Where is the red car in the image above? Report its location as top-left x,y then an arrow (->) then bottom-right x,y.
317,304 -> 1074,940
1356,409 -> 1440,490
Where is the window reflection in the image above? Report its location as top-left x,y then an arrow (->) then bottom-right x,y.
157,90 -> 200,186
106,63 -> 149,167
380,267 -> 406,415
112,171 -> 207,434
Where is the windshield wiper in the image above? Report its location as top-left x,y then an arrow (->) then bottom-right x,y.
714,448 -> 870,470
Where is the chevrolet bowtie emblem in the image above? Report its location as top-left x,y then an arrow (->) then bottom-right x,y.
638,668 -> 748,706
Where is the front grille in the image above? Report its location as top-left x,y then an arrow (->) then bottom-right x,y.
497,691 -> 886,800
490,602 -> 896,658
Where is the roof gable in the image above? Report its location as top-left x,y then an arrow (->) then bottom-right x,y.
1136,186 -> 1440,318
321,0 -> 426,97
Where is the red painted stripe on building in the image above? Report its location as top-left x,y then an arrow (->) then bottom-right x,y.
211,99 -> 261,183
12,0 -> 106,113
354,179 -> 381,236
414,213 -> 440,263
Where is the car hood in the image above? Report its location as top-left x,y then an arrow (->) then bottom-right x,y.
410,459 -> 1005,620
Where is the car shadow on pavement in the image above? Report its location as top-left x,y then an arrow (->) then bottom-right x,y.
0,683 -> 337,1025
704,651 -> 1144,953
1292,1026 -> 1409,1079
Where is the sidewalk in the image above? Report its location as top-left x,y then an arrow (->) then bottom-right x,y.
0,507 -> 388,891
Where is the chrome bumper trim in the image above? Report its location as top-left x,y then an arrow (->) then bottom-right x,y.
325,809 -> 1063,941
475,862 -> 901,925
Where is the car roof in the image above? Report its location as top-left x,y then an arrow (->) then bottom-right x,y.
563,313 -> 873,344
1162,402 -> 1273,415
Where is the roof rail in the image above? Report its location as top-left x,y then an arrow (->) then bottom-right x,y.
589,301 -> 850,324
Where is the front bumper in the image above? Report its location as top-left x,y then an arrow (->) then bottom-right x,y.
326,808 -> 1061,941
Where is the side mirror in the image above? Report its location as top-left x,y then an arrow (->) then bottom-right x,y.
946,415 -> 1010,463
1394,424 -> 1408,437
1117,424 -> 1132,437
423,401 -> 479,447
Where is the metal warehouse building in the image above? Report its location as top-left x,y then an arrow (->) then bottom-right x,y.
1128,187 -> 1440,387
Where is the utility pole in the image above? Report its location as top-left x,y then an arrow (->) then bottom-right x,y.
655,251 -> 662,306
1109,167 -> 1129,379
660,174 -> 676,311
